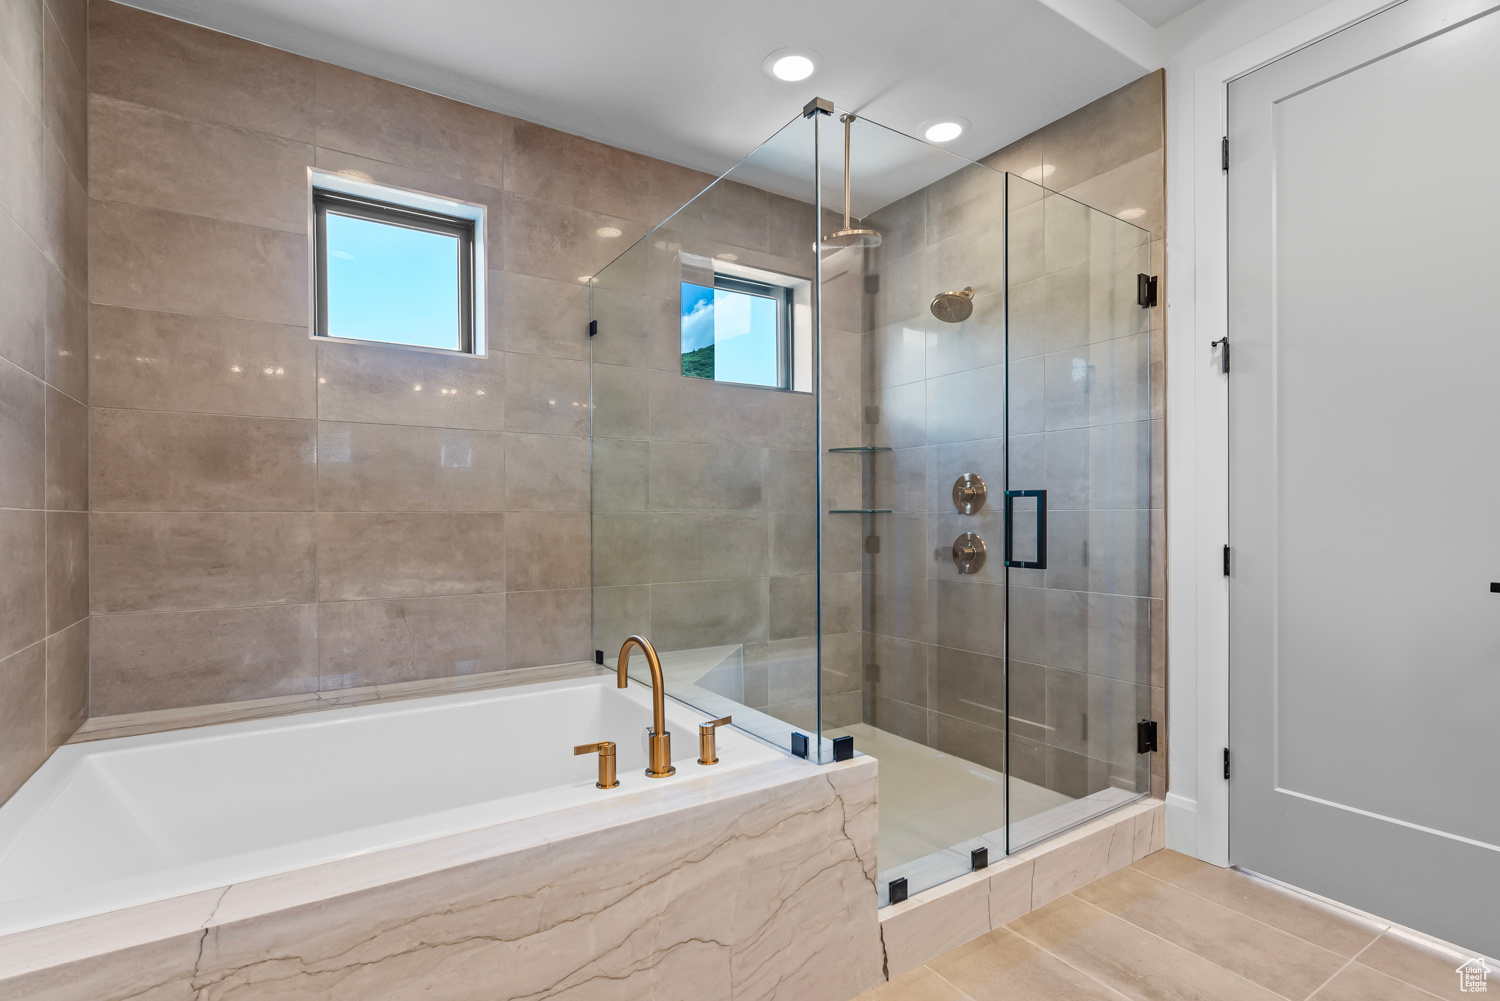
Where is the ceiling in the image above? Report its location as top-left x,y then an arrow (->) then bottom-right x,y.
1115,0 -> 1209,28
124,0 -> 1167,206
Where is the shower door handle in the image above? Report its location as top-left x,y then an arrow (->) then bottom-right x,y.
1004,489 -> 1047,569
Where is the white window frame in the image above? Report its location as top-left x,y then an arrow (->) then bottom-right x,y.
306,168 -> 488,357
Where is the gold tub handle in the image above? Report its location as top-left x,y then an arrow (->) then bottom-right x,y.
697,717 -> 733,765
574,740 -> 620,789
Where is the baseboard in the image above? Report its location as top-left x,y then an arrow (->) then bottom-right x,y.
1164,791 -> 1198,857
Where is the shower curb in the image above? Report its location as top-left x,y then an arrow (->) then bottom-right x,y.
875,798 -> 1165,980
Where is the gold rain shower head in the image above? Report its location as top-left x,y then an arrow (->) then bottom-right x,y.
930,287 -> 975,323
822,114 -> 882,250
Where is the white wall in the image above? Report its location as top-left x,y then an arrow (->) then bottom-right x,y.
1154,0 -> 1404,864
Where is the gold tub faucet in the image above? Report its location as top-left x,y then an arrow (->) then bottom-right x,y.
617,635 -> 675,778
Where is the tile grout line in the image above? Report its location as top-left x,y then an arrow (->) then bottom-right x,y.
1303,936 -> 1378,1001
1052,891 -> 1338,1001
920,962 -> 980,1001
1002,914 -> 1140,1001
1125,858 -> 1390,961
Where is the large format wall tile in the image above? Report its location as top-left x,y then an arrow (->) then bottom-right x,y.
0,641 -> 46,805
313,63 -> 506,187
318,591 -> 507,687
41,12 -> 85,175
88,94 -> 312,232
317,422 -> 506,512
90,604 -> 319,714
89,0 -> 316,140
90,409 -> 317,511
89,305 -> 315,418
43,615 -> 87,749
499,270 -> 590,361
0,357 -> 44,509
504,587 -> 590,670
504,432 -> 589,512
316,340 -> 504,430
502,351 -> 589,435
505,511 -> 590,592
41,137 -> 87,288
0,47 -> 46,254
317,512 -> 507,600
43,384 -> 85,510
89,199 -> 307,324
501,192 -> 644,284
502,118 -> 656,223
91,512 -> 316,613
44,510 -> 87,633
43,265 -> 86,401
0,211 -> 48,378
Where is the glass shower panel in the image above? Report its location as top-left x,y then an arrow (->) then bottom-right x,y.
590,113 -> 825,757
823,116 -> 1021,903
1004,174 -> 1153,852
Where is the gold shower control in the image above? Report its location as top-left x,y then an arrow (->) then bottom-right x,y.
574,740 -> 620,789
698,716 -> 733,765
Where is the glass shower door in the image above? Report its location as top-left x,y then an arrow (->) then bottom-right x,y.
1003,173 -> 1154,852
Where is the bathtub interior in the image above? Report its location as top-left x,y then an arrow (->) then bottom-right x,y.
0,677 -> 783,935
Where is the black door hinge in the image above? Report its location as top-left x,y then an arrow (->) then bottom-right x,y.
1137,273 -> 1158,309
1137,719 -> 1158,754
588,319 -> 598,338
1224,747 -> 1231,780
1221,136 -> 1229,172
1211,336 -> 1230,373
1222,544 -> 1231,577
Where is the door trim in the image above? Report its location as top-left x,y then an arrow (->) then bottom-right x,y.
1163,0 -> 1408,865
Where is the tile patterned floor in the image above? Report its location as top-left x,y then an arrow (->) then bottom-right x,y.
858,849 -> 1487,1001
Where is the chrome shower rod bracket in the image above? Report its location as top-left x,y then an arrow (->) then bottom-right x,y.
803,96 -> 834,118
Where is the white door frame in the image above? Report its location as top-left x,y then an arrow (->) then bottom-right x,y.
1163,0 -> 1408,866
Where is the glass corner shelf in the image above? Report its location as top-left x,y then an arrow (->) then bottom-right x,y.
827,508 -> 892,514
827,446 -> 892,453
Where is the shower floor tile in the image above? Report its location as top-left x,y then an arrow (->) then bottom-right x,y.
826,723 -> 1073,872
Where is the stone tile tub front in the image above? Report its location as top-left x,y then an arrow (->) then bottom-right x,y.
0,676 -> 883,1000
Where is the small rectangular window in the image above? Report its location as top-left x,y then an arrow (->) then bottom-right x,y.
680,273 -> 795,389
312,182 -> 482,354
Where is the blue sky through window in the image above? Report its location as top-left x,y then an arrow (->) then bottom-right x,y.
680,281 -> 779,387
326,213 -> 461,350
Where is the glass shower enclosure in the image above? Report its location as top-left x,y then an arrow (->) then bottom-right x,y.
590,101 -> 1156,905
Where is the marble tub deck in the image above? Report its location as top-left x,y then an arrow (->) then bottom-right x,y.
0,753 -> 884,1001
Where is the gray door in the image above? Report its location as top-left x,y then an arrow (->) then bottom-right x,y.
1228,0 -> 1500,953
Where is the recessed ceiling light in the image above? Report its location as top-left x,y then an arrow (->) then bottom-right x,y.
763,47 -> 820,83
920,117 -> 970,144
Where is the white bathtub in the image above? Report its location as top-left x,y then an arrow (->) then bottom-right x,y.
0,675 -> 782,937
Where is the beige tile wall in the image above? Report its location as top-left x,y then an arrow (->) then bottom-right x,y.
82,0 -> 725,716
0,0 -> 89,806
860,71 -> 1167,800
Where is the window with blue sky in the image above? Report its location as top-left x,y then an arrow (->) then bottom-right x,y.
325,213 -> 463,351
680,281 -> 781,388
